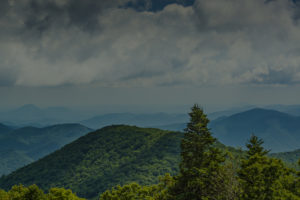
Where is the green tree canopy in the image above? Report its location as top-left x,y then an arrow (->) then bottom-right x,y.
100,174 -> 174,200
168,104 -> 227,200
0,185 -> 85,200
47,188 -> 85,200
239,135 -> 300,200
8,184 -> 46,200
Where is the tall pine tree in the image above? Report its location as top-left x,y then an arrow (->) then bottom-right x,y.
168,104 -> 226,200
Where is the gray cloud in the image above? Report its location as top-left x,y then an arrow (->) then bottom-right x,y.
1,0 -> 300,87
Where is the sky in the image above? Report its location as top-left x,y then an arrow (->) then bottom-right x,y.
1,0 -> 300,113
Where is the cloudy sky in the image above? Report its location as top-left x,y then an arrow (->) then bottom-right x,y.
1,0 -> 300,112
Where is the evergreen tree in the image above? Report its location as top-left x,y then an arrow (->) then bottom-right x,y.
238,135 -> 300,200
289,160 -> 300,197
221,152 -> 242,200
168,104 -> 226,200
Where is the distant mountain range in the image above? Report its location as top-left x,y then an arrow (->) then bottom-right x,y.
0,104 -> 191,128
265,104 -> 300,116
0,104 -> 91,127
210,108 -> 300,152
2,104 -> 300,153
0,124 -> 92,175
2,103 -> 300,128
81,113 -> 188,129
156,108 -> 300,153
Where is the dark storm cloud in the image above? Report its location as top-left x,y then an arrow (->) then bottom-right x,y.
250,68 -> 297,85
3,0 -> 195,35
23,0 -> 123,32
1,0 -> 300,87
123,0 -> 195,12
2,0 -> 125,35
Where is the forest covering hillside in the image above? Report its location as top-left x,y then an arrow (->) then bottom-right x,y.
0,124 -> 92,175
0,125 -> 183,199
1,124 -> 297,199
271,149 -> 300,169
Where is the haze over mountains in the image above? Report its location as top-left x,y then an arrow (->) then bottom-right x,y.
0,124 -> 92,175
0,105 -> 90,127
81,113 -> 188,129
2,104 -> 300,128
1,104 -> 300,152
131,107 -> 300,153
159,108 -> 300,153
0,104 -> 190,128
210,108 -> 300,152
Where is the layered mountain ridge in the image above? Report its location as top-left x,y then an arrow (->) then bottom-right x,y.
0,124 -> 92,175
211,108 -> 300,152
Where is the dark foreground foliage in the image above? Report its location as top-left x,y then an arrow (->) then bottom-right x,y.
0,184 -> 84,200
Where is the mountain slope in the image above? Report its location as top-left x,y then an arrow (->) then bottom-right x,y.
0,150 -> 34,176
0,123 -> 12,135
271,149 -> 300,169
0,125 -> 183,199
210,108 -> 300,152
0,124 -> 92,175
81,113 -> 188,129
264,104 -> 300,116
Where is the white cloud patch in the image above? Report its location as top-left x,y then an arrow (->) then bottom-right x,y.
1,0 -> 300,87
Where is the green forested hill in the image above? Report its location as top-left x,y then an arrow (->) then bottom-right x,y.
270,149 -> 300,169
0,124 -> 92,175
0,125 -> 183,199
0,125 -> 298,199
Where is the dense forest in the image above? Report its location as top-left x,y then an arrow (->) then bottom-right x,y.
0,126 -> 183,199
1,105 -> 300,199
